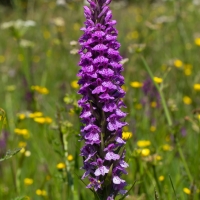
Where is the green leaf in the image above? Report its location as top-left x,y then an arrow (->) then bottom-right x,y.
0,148 -> 21,162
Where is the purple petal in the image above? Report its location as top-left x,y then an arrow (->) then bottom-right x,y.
105,152 -> 120,161
116,137 -> 126,144
102,102 -> 117,112
95,166 -> 109,176
120,160 -> 129,168
99,93 -> 114,100
102,81 -> 117,90
113,176 -> 125,184
92,31 -> 105,38
93,56 -> 109,65
92,44 -> 107,52
98,68 -> 114,77
92,85 -> 106,94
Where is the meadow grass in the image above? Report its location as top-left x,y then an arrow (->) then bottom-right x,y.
0,0 -> 200,199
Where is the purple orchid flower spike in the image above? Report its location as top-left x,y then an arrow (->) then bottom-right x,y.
78,0 -> 128,199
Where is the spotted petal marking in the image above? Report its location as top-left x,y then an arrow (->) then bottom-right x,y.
102,81 -> 117,90
95,166 -> 109,176
105,152 -> 120,161
93,56 -> 109,65
92,44 -> 107,52
92,31 -> 105,38
98,68 -> 114,77
113,176 -> 125,184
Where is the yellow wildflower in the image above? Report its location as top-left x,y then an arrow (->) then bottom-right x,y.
150,126 -> 156,132
20,148 -> 26,153
17,113 -> 26,120
130,81 -> 143,88
126,31 -> 139,40
174,59 -> 183,68
34,117 -> 52,124
184,68 -> 192,76
159,176 -> 164,181
195,38 -> 200,46
162,144 -> 172,151
135,103 -> 142,110
0,55 -> 5,63
156,155 -> 162,161
184,64 -> 192,76
67,155 -> 73,161
137,140 -> 151,147
24,178 -> 33,186
31,85 -> 49,94
71,80 -> 79,89
34,117 -> 46,124
153,77 -> 163,84
38,87 -> 49,94
122,132 -> 133,140
45,117 -> 53,124
194,84 -> 200,91
36,189 -> 42,195
141,148 -> 150,157
183,188 -> 191,195
18,142 -> 27,148
29,112 -> 43,118
36,189 -> 47,196
56,162 -> 65,169
14,129 -> 29,138
150,101 -> 157,108
41,190 -> 47,196
183,96 -> 192,105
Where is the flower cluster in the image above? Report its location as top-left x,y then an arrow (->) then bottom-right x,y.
77,0 -> 128,199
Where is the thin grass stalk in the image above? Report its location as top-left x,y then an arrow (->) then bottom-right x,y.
141,56 -> 193,184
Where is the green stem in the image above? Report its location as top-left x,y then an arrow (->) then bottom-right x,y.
152,165 -> 161,196
141,56 -> 193,183
176,138 -> 193,182
141,56 -> 172,126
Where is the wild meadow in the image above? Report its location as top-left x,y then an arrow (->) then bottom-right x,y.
0,0 -> 200,199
